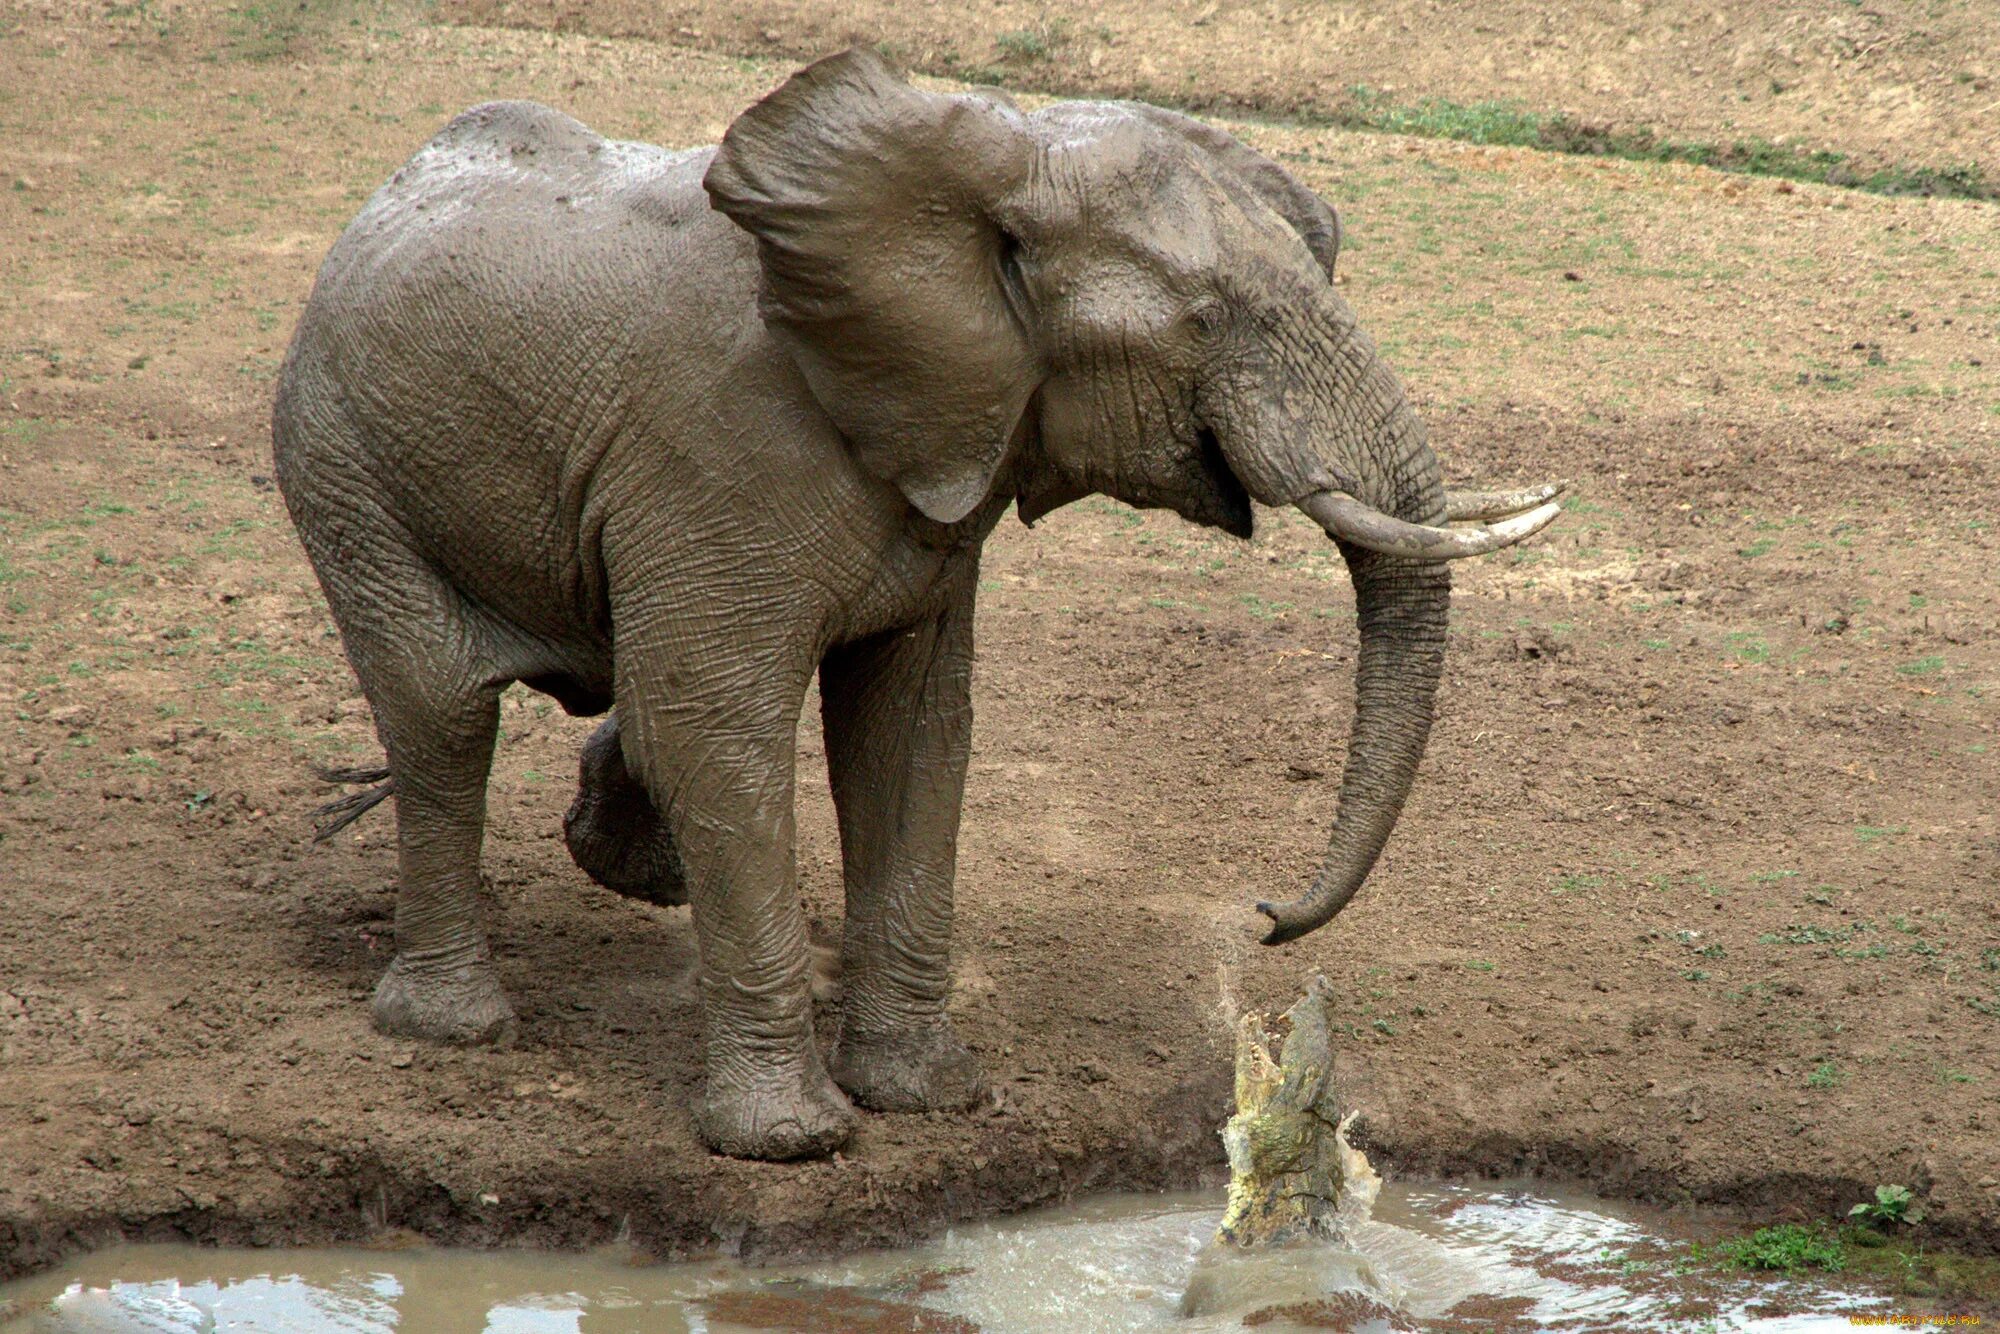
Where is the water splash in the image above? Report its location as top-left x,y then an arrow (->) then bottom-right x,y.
1212,975 -> 1377,1249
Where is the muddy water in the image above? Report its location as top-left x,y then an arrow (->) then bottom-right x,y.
1,1182 -> 1887,1332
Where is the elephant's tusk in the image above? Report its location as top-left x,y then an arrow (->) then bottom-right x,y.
1298,490 -> 1562,561
1444,480 -> 1570,523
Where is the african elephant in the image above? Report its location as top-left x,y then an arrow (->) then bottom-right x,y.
272,48 -> 1560,1161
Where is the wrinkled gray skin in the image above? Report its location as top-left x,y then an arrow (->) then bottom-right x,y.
274,49 -> 1460,1161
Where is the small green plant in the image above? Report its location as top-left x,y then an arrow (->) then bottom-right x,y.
1806,1061 -> 1846,1089
1759,923 -> 1853,946
1713,1224 -> 1845,1273
994,22 -> 1064,62
1721,630 -> 1769,664
1850,1184 -> 1922,1228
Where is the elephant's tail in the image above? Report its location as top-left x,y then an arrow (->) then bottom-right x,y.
310,763 -> 394,843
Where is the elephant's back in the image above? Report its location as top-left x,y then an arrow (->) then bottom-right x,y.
278,99 -> 746,477
302,103 -> 727,334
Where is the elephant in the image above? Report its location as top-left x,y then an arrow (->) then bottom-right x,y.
272,47 -> 1562,1161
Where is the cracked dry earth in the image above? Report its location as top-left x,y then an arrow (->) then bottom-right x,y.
2,0 -> 1998,1289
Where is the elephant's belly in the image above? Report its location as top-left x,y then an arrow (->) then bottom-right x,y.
521,671 -> 614,717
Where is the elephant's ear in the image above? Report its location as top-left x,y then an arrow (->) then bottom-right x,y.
704,48 -> 1040,524
1119,105 -> 1340,283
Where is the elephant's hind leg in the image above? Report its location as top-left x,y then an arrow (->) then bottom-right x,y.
318,558 -> 517,1046
368,675 -> 516,1046
563,714 -> 688,907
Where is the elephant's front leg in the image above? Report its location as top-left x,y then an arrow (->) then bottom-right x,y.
820,571 -> 986,1113
621,642 -> 855,1160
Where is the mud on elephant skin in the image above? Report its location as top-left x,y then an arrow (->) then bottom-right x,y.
272,47 -> 1560,1161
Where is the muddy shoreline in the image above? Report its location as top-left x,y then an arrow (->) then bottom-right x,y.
14,1095 -> 1999,1291
4,1070 -> 1235,1285
7,1120 -> 1992,1296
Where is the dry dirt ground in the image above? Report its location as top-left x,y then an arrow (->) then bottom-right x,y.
445,0 -> 2000,186
3,0 -> 2000,1301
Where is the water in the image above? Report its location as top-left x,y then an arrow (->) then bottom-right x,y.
1,1182 -> 1889,1332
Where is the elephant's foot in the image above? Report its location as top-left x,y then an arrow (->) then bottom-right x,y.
831,1019 -> 986,1113
371,954 -> 518,1047
696,1062 -> 857,1161
564,720 -> 686,907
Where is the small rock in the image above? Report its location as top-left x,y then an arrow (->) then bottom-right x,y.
389,1051 -> 413,1069
102,777 -> 155,802
48,704 -> 92,729
1512,629 -> 1561,661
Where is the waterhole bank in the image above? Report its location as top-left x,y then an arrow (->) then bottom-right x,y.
0,1181 -> 1909,1332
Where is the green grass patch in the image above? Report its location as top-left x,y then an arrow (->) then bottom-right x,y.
1341,87 -> 1993,201
1710,1224 -> 1845,1273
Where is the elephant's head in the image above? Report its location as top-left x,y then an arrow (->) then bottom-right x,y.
706,50 -> 1561,945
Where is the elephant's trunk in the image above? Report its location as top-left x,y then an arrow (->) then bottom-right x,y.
1256,539 -> 1449,944
1208,289 -> 1558,946
1249,352 -> 1452,944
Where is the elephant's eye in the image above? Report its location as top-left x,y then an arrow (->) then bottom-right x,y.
995,226 -> 1027,287
1186,299 -> 1228,340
